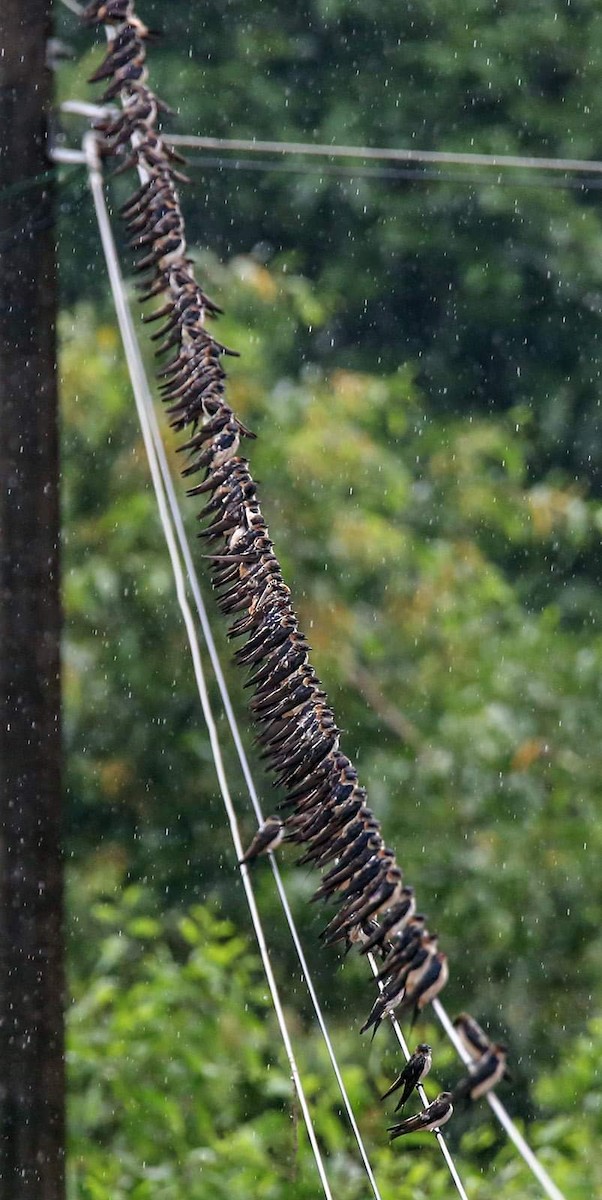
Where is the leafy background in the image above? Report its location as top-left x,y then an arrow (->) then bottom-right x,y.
55,1 -> 601,1195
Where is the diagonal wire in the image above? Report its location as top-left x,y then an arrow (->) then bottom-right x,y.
87,30 -> 387,1192
84,130 -> 334,1200
366,954 -> 470,1200
86,132 -> 386,1200
75,23 -> 566,1198
83,125 -> 473,1200
80,122 -> 566,1200
70,121 -> 564,1200
433,1000 -> 566,1200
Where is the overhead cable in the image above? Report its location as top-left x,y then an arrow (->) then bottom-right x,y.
61,100 -> 602,178
85,129 -> 335,1200
433,1001 -> 566,1200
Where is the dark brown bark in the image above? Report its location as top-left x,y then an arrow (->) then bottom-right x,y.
0,3 -> 65,1198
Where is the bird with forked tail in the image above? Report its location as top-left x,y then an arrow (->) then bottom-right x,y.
388,1092 -> 453,1139
381,1043 -> 432,1111
239,816 -> 284,864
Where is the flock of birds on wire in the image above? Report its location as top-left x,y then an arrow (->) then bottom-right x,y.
83,0 -> 510,1140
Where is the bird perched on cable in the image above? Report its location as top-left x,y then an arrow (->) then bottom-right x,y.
453,1012 -> 512,1080
381,1043 -> 432,1111
388,1092 -> 453,1139
360,969 -> 408,1038
358,888 -> 416,955
452,1043 -> 508,1104
399,951 -> 449,1025
239,816 -> 284,864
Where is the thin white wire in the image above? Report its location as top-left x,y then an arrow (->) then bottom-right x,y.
81,124 -> 565,1200
166,133 -> 602,176
366,954 -> 470,1200
433,1000 -> 566,1200
82,87 -> 385,1195
83,131 -> 470,1199
84,131 -> 334,1200
91,27 -> 386,1188
60,101 -> 602,177
76,25 -> 568,1197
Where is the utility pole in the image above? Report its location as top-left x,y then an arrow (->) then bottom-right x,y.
0,3 -> 65,1198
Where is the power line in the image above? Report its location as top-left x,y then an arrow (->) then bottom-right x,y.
433,1001 -> 566,1200
86,130 -> 474,1200
79,100 -> 568,1200
61,122 -> 568,1200
166,132 -> 602,177
93,132 -> 386,1200
67,21 -> 567,1195
85,129 -> 335,1200
175,153 -> 602,191
60,101 -> 602,178
52,142 -> 602,191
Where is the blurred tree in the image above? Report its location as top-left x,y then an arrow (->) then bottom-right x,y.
56,0 -> 602,488
67,889 -> 597,1199
61,256 -> 602,1074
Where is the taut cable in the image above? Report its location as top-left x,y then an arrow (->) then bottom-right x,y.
85,130 -> 334,1200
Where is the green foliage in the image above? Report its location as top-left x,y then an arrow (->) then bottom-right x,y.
55,0 -> 602,1187
61,250 -> 602,1099
57,0 -> 602,482
67,888 -> 600,1199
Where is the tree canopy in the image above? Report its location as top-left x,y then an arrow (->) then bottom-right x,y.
55,2 -> 601,1195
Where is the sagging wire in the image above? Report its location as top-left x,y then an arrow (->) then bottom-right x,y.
90,137 -> 386,1200
76,128 -> 568,1200
91,24 -> 387,1197
85,129 -> 335,1200
84,125 -> 475,1200
433,1001 -> 566,1200
366,954 -> 470,1200
70,16 -> 563,1200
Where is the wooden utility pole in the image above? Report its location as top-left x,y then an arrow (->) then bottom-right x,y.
0,3 -> 65,1198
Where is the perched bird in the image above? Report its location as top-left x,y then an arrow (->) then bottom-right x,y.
239,816 -> 284,864
381,1043 -> 433,1111
344,920 -> 380,956
360,970 -> 408,1038
453,1011 -> 492,1060
388,1092 -> 453,1139
452,1044 -> 508,1103
453,1012 -> 512,1080
359,888 -> 416,954
399,951 -> 449,1025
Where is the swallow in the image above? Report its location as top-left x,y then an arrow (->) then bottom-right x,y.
452,1044 -> 509,1104
359,977 -> 407,1038
386,934 -> 439,993
452,1012 -> 512,1081
359,948 -> 420,1037
322,865 -> 403,944
320,827 -> 383,879
343,920 -> 380,955
297,810 -> 376,866
358,888 -> 416,954
300,798 -> 371,857
311,837 -> 385,899
381,1044 -> 433,1110
400,952 -> 449,1025
239,816 -> 284,864
291,795 -> 366,849
388,1093 -> 453,1139
376,918 -> 427,980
